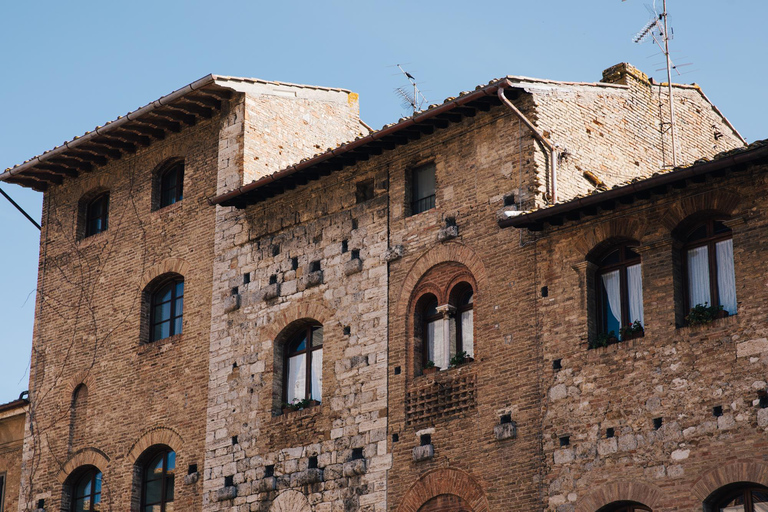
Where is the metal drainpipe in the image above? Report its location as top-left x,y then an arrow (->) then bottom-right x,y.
497,87 -> 558,204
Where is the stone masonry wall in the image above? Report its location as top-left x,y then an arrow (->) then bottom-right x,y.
527,63 -> 744,206
204,158 -> 390,511
18,110 -> 224,511
533,164 -> 768,510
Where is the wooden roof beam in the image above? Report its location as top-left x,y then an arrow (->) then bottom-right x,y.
141,115 -> 182,133
79,144 -> 122,160
63,151 -> 108,167
45,157 -> 94,172
153,109 -> 196,126
201,87 -> 233,100
36,163 -> 80,178
110,130 -> 152,147
95,136 -> 138,154
172,102 -> 214,119
125,123 -> 167,140
25,169 -> 63,185
186,94 -> 222,109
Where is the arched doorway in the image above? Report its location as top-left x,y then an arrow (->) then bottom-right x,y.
418,494 -> 473,511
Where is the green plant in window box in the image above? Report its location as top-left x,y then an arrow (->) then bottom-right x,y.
423,360 -> 439,374
686,303 -> 727,326
449,350 -> 474,367
281,397 -> 320,414
589,330 -> 617,349
619,320 -> 644,341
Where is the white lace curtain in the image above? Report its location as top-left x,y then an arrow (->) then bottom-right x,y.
627,263 -> 644,326
716,239 -> 737,315
427,319 -> 446,369
601,270 -> 622,328
287,353 -> 305,403
687,246 -> 711,307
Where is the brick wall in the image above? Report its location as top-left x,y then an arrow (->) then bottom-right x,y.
0,405 -> 25,512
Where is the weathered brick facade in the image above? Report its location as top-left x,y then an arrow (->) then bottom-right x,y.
1,62 -> 757,512
0,399 -> 26,512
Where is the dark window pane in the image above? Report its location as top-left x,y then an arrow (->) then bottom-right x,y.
687,224 -> 708,242
175,281 -> 184,297
174,297 -> 183,316
154,321 -> 170,341
173,317 -> 183,336
625,247 -> 641,260
74,497 -> 89,512
311,326 -> 323,347
713,220 -> 730,234
144,477 -> 162,505
411,164 -> 436,214
94,472 -> 102,494
425,299 -> 438,318
165,474 -> 175,501
291,334 -> 307,353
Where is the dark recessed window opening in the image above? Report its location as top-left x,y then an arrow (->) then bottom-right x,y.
606,428 -> 615,438
271,245 -> 280,257
73,469 -> 103,512
188,464 -> 198,475
552,359 -> 562,370
500,414 -> 512,425
231,286 -> 238,296
224,475 -> 234,487
343,326 -> 351,336
683,219 -> 737,317
713,405 -> 723,417
411,163 -> 436,215
541,286 -> 548,298
420,433 -> 431,446
504,194 -> 515,207
356,179 -> 375,203
351,249 -> 360,260
284,324 -> 324,404
291,257 -> 299,271
243,273 -> 250,284
150,277 -> 184,342
264,465 -> 274,478
269,274 -> 278,285
85,192 -> 109,237
159,160 -> 184,208
392,433 -> 399,443
653,417 -> 663,430
231,435 -> 238,445
351,218 -> 358,230
341,240 -> 348,253
559,436 -> 570,447
760,395 -> 768,409
37,498 -> 45,509
394,366 -> 401,375
308,456 -> 318,469
310,260 -> 321,273
232,362 -> 238,369
351,447 -> 364,460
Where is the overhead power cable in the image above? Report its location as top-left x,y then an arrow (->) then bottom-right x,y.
0,186 -> 41,230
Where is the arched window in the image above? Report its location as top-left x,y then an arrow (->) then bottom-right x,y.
595,245 -> 644,341
284,324 -> 323,404
597,502 -> 651,512
157,160 -> 184,209
683,219 -> 737,316
150,277 -> 184,342
142,448 -> 175,512
706,484 -> 768,511
69,384 -> 88,450
84,192 -> 109,237
71,467 -> 102,512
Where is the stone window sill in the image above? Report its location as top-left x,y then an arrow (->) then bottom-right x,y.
272,402 -> 323,422
679,312 -> 737,331
138,333 -> 183,355
417,360 -> 475,380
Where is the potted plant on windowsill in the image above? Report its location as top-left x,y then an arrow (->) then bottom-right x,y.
589,330 -> 618,350
422,360 -> 439,375
686,303 -> 727,326
620,320 -> 644,341
449,351 -> 474,367
281,398 -> 320,414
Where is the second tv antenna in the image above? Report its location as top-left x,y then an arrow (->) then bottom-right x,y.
394,64 -> 428,114
632,0 -> 680,167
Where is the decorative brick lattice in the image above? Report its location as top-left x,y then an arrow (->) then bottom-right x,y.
405,373 -> 476,427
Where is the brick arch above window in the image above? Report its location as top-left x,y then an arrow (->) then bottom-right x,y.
396,242 -> 487,319
56,448 -> 110,484
63,370 -> 96,406
691,461 -> 768,503
139,258 -> 191,291
661,189 -> 741,233
396,467 -> 488,512
262,301 -> 336,342
573,218 -> 648,259
126,426 -> 184,465
575,480 -> 664,512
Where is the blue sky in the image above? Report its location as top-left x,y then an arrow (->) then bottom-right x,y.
0,0 -> 765,403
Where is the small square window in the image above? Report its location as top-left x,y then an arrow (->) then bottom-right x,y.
264,465 -> 275,478
356,179 -> 375,203
351,447 -> 364,460
420,434 -> 431,446
559,436 -> 570,447
308,456 -> 318,469
410,163 -> 436,215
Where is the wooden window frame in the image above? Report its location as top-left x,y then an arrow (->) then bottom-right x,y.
682,219 -> 733,312
141,449 -> 175,512
410,163 -> 436,215
149,277 -> 184,342
158,161 -> 185,209
71,468 -> 102,512
714,486 -> 768,512
595,245 -> 641,336
84,192 -> 109,238
283,324 -> 323,403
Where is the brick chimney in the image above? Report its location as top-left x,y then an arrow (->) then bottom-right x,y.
601,63 -> 650,86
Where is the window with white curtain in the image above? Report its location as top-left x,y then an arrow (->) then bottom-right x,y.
422,296 -> 446,370
596,245 -> 644,340
684,220 -> 737,315
452,284 -> 474,359
285,324 -> 323,403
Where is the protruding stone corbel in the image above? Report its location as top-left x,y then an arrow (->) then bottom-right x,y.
382,244 -> 404,262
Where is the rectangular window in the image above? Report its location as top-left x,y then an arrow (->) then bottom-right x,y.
0,473 -> 5,512
411,163 -> 436,215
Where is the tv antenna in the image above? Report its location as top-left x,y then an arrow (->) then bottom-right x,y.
631,0 -> 680,167
394,64 -> 428,114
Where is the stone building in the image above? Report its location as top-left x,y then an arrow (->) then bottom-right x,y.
0,62 -> 759,511
0,396 -> 27,512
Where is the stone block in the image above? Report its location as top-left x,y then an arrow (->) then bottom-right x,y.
214,486 -> 237,502
494,422 -> 517,441
382,245 -> 404,262
343,459 -> 367,476
261,283 -> 280,301
344,258 -> 363,276
304,270 -> 323,288
223,294 -> 240,313
183,471 -> 200,485
412,444 -> 434,462
437,225 -> 459,242
254,477 -> 276,492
